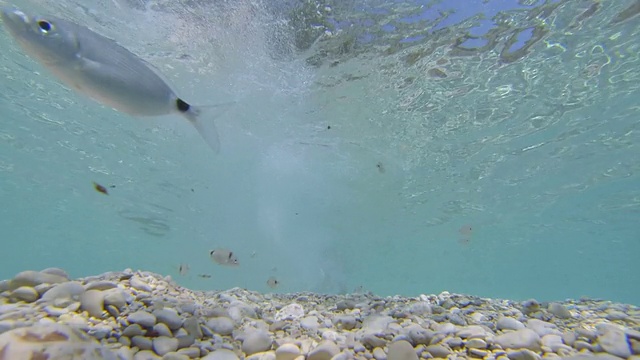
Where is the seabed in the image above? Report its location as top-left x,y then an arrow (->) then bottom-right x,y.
0,268 -> 638,360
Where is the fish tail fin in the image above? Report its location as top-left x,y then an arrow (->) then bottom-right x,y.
183,101 -> 236,154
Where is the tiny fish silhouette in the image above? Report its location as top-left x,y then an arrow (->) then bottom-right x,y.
178,263 -> 190,276
266,276 -> 279,289
458,224 -> 473,245
93,182 -> 109,195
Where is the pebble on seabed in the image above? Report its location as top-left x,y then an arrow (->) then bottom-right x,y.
0,268 -> 639,360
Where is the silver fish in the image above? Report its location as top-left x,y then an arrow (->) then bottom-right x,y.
209,248 -> 239,266
1,7 -> 230,152
266,276 -> 279,289
178,263 -> 190,276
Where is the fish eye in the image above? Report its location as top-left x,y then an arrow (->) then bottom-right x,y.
37,20 -> 52,33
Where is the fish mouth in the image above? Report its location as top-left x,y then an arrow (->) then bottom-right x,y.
1,7 -> 30,28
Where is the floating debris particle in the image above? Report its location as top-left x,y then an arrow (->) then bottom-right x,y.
376,161 -> 385,173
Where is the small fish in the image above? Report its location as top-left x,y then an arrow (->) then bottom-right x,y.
178,263 -> 190,276
458,224 -> 473,245
93,181 -> 109,195
209,248 -> 239,266
266,276 -> 279,289
1,8 -> 233,153
376,161 -> 385,173
197,274 -> 212,278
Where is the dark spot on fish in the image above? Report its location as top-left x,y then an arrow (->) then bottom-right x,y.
176,98 -> 190,112
228,252 -> 233,259
209,250 -> 215,256
93,182 -> 109,195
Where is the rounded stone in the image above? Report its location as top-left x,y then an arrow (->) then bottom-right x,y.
162,353 -> 190,360
424,345 -> 452,358
80,289 -> 105,318
123,323 -> 145,337
274,304 -> 304,321
85,281 -> 118,291
466,338 -> 487,349
153,323 -> 173,337
12,286 -> 39,303
0,323 -> 118,359
103,289 -> 127,310
177,347 -> 201,358
373,347 -> 387,360
242,331 -> 273,355
202,349 -> 240,360
597,323 -> 633,359
387,340 -> 418,360
407,325 -> 434,345
362,333 -> 387,348
153,336 -> 179,356
153,308 -> 183,331
130,276 -> 153,292
506,349 -> 542,360
336,300 -> 356,311
41,281 -> 85,303
275,343 -> 301,360
183,316 -> 203,339
129,310 -> 157,328
333,315 -> 357,330
495,329 -> 541,351
134,350 -> 159,360
246,351 -> 276,360
300,316 -> 319,331
496,317 -> 525,331
132,335 -> 153,350
307,340 -> 340,360
40,268 -> 70,279
548,303 -> 572,319
10,271 -> 68,289
207,317 -> 235,336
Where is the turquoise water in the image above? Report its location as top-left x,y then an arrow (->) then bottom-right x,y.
0,0 -> 638,304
